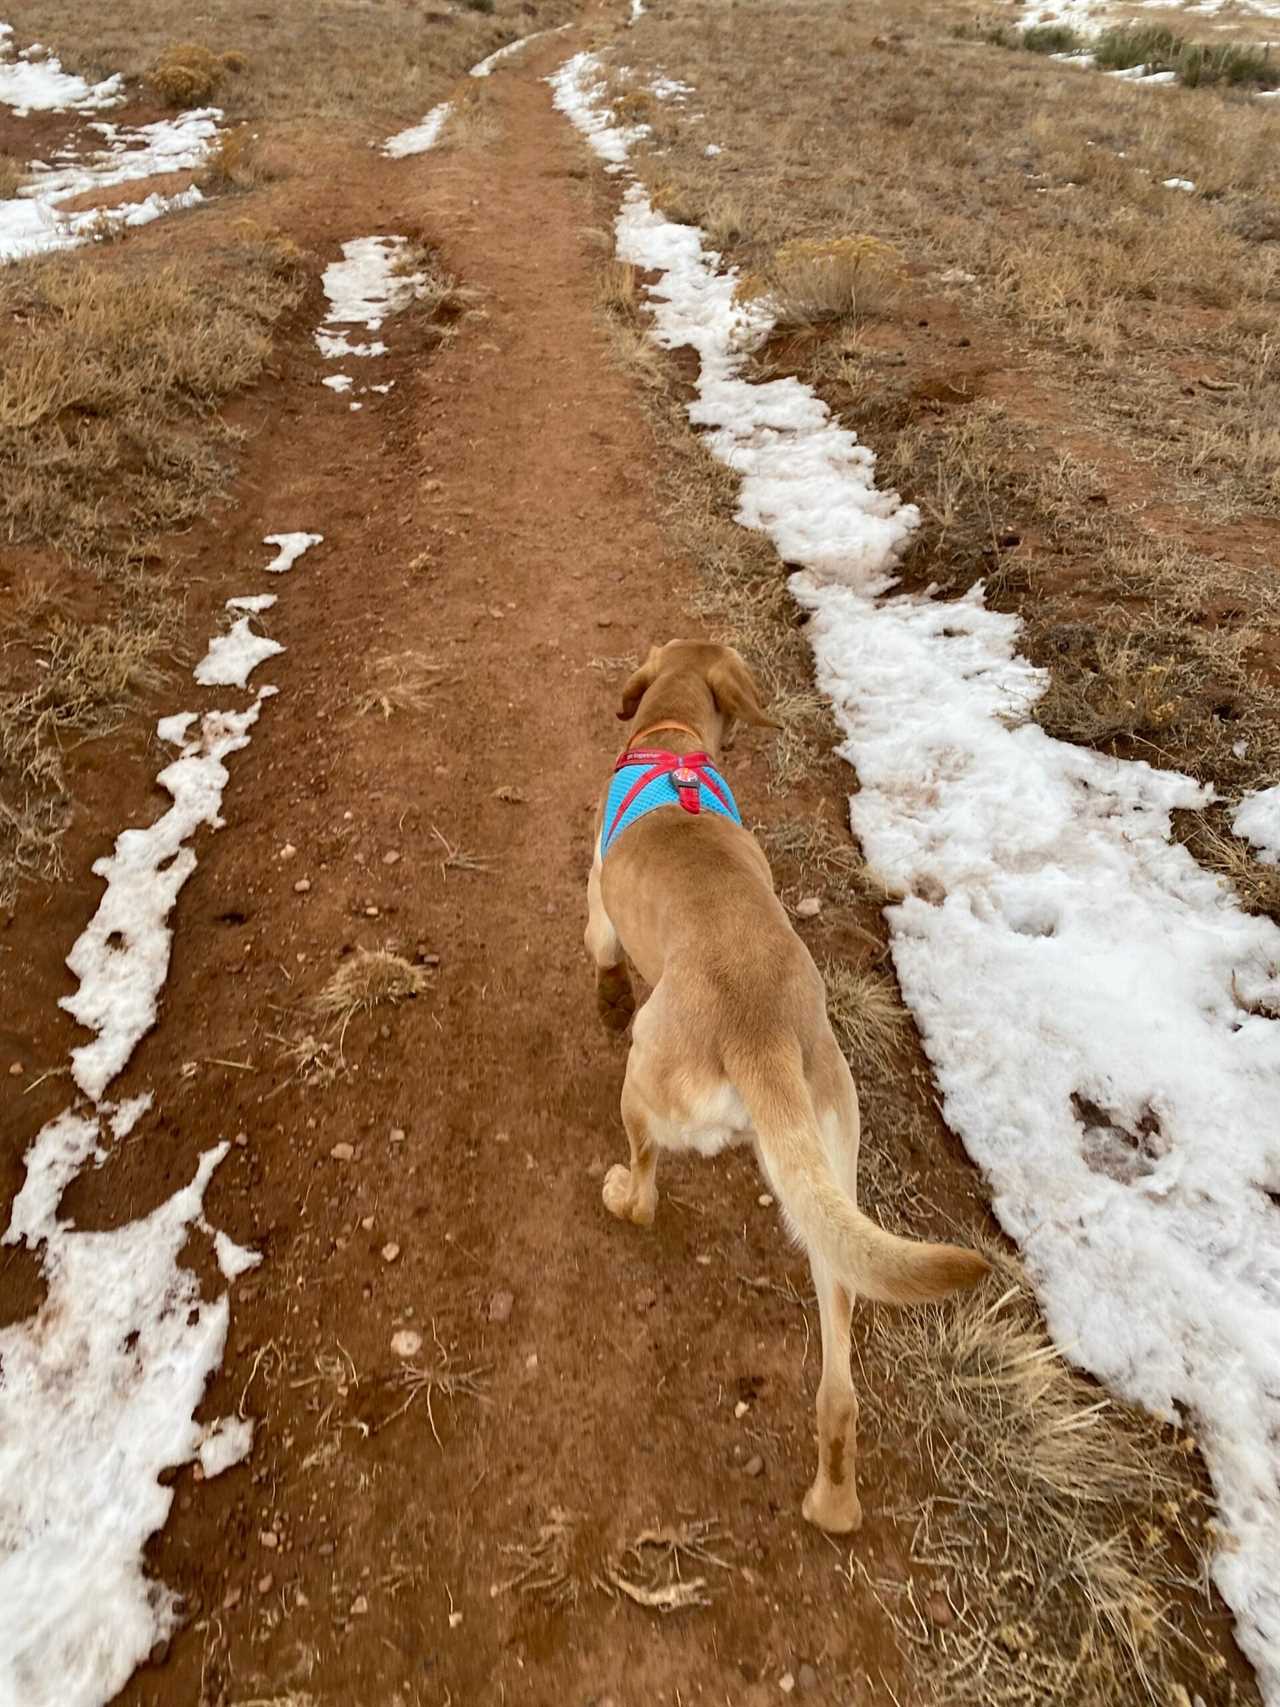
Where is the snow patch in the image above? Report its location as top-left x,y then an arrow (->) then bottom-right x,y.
213,1228 -> 261,1281
547,53 -> 649,171
225,593 -> 277,614
319,235 -> 426,329
382,100 -> 451,158
1163,175 -> 1196,190
193,617 -> 283,689
552,48 -> 1280,1703
470,29 -> 552,77
322,373 -> 353,393
156,711 -> 196,747
263,531 -> 322,574
0,1146 -> 236,1707
0,23 -> 123,114
1,108 -> 218,265
197,1414 -> 254,1479
315,329 -> 387,358
1234,786 -> 1280,866
61,697 -> 271,1102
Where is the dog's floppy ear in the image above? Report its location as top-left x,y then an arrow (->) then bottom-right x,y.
616,647 -> 662,722
707,648 -> 781,730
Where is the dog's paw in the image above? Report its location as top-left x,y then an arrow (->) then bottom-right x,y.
602,1163 -> 655,1228
802,1480 -> 863,1536
596,966 -> 635,1035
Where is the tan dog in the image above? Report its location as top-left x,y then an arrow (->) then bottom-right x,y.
586,640 -> 988,1533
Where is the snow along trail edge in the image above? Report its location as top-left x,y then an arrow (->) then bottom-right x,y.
0,522 -> 324,1707
549,48 -> 1280,1704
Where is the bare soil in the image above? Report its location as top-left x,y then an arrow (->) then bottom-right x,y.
0,15 -> 1262,1707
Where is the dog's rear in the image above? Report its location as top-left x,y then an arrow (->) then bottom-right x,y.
586,640 -> 988,1533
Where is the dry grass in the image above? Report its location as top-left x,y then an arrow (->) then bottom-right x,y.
21,0 -> 576,125
313,949 -> 433,1030
1,239 -> 304,564
1180,811 -> 1280,921
353,653 -> 450,720
0,154 -> 22,199
197,128 -> 278,194
858,1262 -> 1217,1706
146,41 -> 246,106
821,960 -> 909,1080
736,234 -> 905,330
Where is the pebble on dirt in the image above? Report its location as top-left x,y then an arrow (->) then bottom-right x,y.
381,1242 -> 401,1263
330,1142 -> 355,1162
795,897 -> 821,918
744,1453 -> 765,1477
391,1329 -> 423,1359
293,877 -> 312,894
488,1289 -> 514,1323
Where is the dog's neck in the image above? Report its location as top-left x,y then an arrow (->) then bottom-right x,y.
625,683 -> 722,759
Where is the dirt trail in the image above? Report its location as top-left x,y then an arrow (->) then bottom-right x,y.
4,33 -> 964,1707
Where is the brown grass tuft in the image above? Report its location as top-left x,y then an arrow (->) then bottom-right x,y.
353,653 -> 449,719
313,949 -> 432,1027
146,41 -> 245,106
736,235 -> 905,329
821,960 -> 909,1079
0,154 -> 22,199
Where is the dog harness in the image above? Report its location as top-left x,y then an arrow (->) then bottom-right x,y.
602,744 -> 741,858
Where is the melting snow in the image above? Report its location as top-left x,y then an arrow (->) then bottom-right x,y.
319,235 -> 426,328
0,107 -> 218,265
0,21 -> 123,113
193,617 -> 283,689
1163,175 -> 1196,190
470,24 -> 570,77
552,48 -> 1280,1703
322,373 -> 354,393
61,697 -> 272,1101
315,329 -> 387,357
263,531 -> 323,573
1234,786 -> 1280,865
197,1414 -> 254,1478
225,592 -> 277,614
382,100 -> 451,158
0,1144 -> 237,1707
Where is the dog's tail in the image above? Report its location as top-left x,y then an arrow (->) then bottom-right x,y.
729,1041 -> 988,1305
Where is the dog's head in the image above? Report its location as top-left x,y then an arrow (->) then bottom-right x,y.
616,640 -> 780,740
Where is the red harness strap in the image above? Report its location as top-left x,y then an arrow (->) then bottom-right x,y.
607,748 -> 733,848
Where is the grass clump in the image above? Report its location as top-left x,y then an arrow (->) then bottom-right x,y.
314,949 -> 433,1039
1093,23 -> 1278,87
0,155 -> 22,199
1022,22 -> 1083,54
735,234 -> 904,329
146,41 -> 246,106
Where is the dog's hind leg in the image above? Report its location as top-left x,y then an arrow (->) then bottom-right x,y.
602,1060 -> 659,1229
801,1253 -> 862,1534
585,845 -> 634,1035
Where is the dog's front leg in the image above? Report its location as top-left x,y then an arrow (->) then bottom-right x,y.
802,1255 -> 862,1534
585,846 -> 634,1035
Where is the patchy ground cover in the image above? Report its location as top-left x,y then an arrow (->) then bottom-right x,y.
1,3 -> 1278,1705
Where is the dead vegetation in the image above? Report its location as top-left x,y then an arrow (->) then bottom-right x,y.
497,1512 -> 730,1613
736,234 -> 905,330
313,949 -> 433,1033
146,41 -> 246,106
353,653 -> 450,720
0,154 -> 22,199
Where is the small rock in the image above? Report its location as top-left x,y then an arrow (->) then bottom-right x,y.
318,1541 -> 334,1557
279,843 -> 297,861
744,1453 -> 765,1478
259,1530 -> 279,1550
296,1589 -> 310,1608
389,1127 -> 407,1143
383,850 -> 401,866
364,905 -> 380,917
734,1399 -> 750,1419
293,878 -> 311,894
391,1329 -> 423,1359
926,1592 -> 954,1628
525,1351 -> 538,1371
330,1142 -> 355,1162
797,1663 -> 819,1692
795,896 -> 821,919
448,1609 -> 463,1629
758,1192 -> 774,1207
222,1585 -> 242,1610
351,1594 -> 369,1616
257,1573 -> 274,1594
779,1675 -> 796,1696
8,1062 -> 23,1077
489,1289 -> 515,1323
360,1215 -> 374,1231
234,1132 -> 249,1148
381,1242 -> 401,1264
694,1252 -> 712,1266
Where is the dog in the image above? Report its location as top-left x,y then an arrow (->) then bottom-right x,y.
585,639 -> 989,1533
